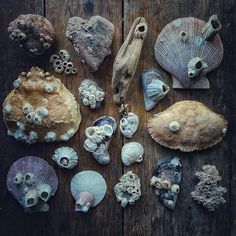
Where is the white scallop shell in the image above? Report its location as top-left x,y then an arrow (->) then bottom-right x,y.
154,17 -> 223,89
121,142 -> 144,166
70,171 -> 107,212
52,147 -> 78,169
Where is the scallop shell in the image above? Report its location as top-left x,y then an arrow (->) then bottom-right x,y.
6,156 -> 58,213
121,142 -> 144,166
140,69 -> 170,111
154,17 -> 223,89
52,147 -> 78,169
147,101 -> 227,152
150,157 -> 182,210
84,116 -> 117,165
70,171 -> 107,212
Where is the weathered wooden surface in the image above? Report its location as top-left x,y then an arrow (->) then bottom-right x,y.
0,0 -> 235,236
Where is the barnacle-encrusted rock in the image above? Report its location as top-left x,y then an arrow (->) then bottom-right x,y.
8,14 -> 55,57
66,15 -> 114,72
3,67 -> 81,144
148,101 -> 227,152
114,171 -> 141,207
191,165 -> 227,211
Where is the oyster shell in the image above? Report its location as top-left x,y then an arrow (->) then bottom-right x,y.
154,16 -> 223,89
140,69 -> 170,111
6,156 -> 58,213
52,147 -> 78,169
114,171 -> 141,207
79,79 -> 105,109
121,142 -> 144,166
8,14 -> 55,57
70,171 -> 107,212
150,157 -> 182,210
66,16 -> 114,72
147,101 -> 227,152
3,67 -> 82,144
84,116 -> 117,164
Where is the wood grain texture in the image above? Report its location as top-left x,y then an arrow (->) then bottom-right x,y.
0,0 -> 235,236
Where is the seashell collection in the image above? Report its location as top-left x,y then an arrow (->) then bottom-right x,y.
3,13 -> 229,214
49,49 -> 77,75
79,79 -> 105,109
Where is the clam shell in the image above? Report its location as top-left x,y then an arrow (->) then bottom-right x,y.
154,17 -> 223,89
140,69 -> 170,111
147,101 -> 227,152
70,171 -> 107,212
6,156 -> 58,212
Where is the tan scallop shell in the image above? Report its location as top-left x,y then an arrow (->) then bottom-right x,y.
147,101 -> 227,152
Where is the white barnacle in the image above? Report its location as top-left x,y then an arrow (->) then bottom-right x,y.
95,91 -> 105,101
3,104 -> 12,114
26,112 -> 36,123
36,107 -> 49,118
83,98 -> 90,106
171,184 -> 180,193
16,121 -> 25,131
84,138 -> 98,152
89,85 -> 97,93
60,133 -> 70,141
14,129 -> 27,141
44,84 -> 54,93
13,77 -> 22,89
89,94 -> 96,102
33,114 -> 43,125
28,131 -> 38,143
44,131 -> 56,142
169,121 -> 181,132
41,98 -> 48,104
22,103 -> 34,115
222,128 -> 227,135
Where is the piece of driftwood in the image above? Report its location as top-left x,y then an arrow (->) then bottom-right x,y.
111,17 -> 147,104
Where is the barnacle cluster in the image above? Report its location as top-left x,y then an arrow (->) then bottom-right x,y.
191,164 -> 227,211
114,171 -> 141,207
49,49 -> 77,75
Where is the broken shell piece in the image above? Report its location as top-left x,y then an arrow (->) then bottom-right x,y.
191,164 -> 227,211
112,17 -> 148,104
150,157 -> 182,210
79,80 -> 105,109
121,142 -> 144,166
84,116 -> 117,165
3,67 -> 81,144
140,69 -> 170,111
70,171 -> 107,212
114,171 -> 141,207
66,16 -> 114,72
147,101 -> 227,152
52,147 -> 78,169
202,15 -> 222,41
154,16 -> 223,89
6,156 -> 58,213
8,14 -> 55,57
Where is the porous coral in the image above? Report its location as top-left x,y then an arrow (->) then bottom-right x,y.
191,164 -> 227,211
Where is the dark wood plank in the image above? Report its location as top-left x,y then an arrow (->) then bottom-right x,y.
44,1 -> 123,236
123,0 -> 235,236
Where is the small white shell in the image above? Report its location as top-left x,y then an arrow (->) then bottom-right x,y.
22,103 -> 34,114
44,84 -> 54,93
121,142 -> 144,166
44,131 -> 56,142
169,121 -> 181,132
70,171 -> 107,212
52,147 -> 78,169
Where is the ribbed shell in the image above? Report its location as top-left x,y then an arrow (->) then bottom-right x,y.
154,17 -> 223,88
7,156 -> 58,208
70,171 -> 107,207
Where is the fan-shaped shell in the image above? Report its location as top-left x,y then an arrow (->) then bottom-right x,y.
154,17 -> 223,88
7,156 -> 58,212
147,101 -> 227,152
70,171 -> 107,209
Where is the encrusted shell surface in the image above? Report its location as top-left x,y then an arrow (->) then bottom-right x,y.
8,14 -> 55,57
84,116 -> 117,165
3,67 -> 82,144
70,171 -> 107,212
6,156 -> 58,213
150,157 -> 182,210
79,79 -> 105,109
52,147 -> 78,169
66,16 -> 114,72
154,17 -> 223,89
121,142 -> 144,166
140,69 -> 170,111
114,171 -> 141,207
147,101 -> 227,152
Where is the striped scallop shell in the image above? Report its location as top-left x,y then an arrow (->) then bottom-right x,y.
154,17 -> 223,88
7,156 -> 58,209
